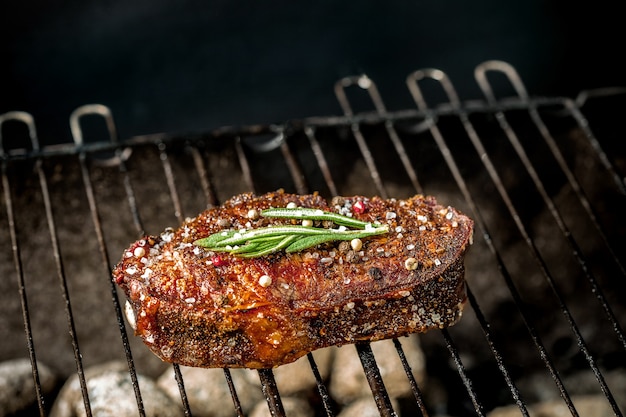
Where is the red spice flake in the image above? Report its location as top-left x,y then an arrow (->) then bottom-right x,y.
352,200 -> 366,214
211,255 -> 227,267
114,272 -> 125,284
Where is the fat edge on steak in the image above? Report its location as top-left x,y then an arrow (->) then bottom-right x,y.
113,191 -> 474,369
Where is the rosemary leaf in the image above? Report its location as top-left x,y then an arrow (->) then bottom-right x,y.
285,235 -> 344,253
285,228 -> 387,253
261,207 -> 373,229
194,231 -> 237,248
237,235 -> 298,258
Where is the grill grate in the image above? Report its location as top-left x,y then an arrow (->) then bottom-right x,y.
1,60 -> 625,417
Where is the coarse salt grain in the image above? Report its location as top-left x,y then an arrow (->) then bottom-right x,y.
404,257 -> 418,270
350,238 -> 363,251
434,258 -> 442,266
258,275 -> 272,287
286,202 -> 298,209
124,301 -> 136,330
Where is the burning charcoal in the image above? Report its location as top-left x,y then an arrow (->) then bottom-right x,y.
329,337 -> 425,405
487,395 -> 616,417
249,396 -> 315,417
0,358 -> 57,416
50,361 -> 181,417
157,366 -> 262,417
243,347 -> 334,396
337,396 -> 400,417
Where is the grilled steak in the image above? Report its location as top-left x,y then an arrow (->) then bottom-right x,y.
113,190 -> 473,368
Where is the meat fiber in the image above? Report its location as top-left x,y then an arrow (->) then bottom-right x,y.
113,190 -> 473,369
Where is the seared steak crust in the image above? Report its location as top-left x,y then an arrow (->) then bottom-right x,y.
113,190 -> 473,368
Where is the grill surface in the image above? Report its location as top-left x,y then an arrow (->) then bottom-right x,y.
1,60 -> 625,417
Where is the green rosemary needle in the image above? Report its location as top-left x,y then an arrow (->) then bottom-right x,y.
194,207 -> 389,258
261,207 -> 372,228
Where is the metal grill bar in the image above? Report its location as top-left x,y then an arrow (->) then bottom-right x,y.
355,342 -> 398,417
567,99 -> 626,195
235,136 -> 256,192
279,133 -> 309,195
223,368 -> 246,417
189,145 -> 218,208
258,368 -> 286,417
464,287 -> 529,416
391,338 -> 429,417
305,126 -> 339,197
441,329 -> 484,416
335,76 -> 388,198
306,352 -> 336,417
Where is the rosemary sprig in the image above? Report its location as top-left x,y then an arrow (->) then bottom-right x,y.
194,207 -> 388,258
261,207 -> 372,228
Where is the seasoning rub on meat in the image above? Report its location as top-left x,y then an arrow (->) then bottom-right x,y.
113,190 -> 474,369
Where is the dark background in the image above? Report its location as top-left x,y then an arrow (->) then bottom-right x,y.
1,0 -> 624,147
